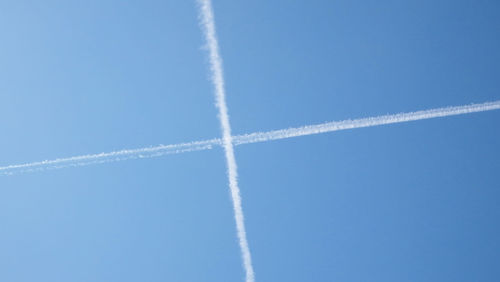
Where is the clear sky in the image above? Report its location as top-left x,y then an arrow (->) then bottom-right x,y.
1,1 -> 500,281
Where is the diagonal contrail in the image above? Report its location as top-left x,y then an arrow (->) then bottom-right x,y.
0,139 -> 218,175
197,0 -> 255,281
1,100 -> 499,176
233,100 -> 500,145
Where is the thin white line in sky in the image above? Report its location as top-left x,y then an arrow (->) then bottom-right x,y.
233,100 -> 500,145
1,100 -> 499,176
0,139 -> 218,175
197,0 -> 255,281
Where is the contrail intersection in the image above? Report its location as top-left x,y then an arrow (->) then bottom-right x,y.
2,100 -> 499,176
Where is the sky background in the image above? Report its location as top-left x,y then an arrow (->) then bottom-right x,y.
1,0 -> 500,281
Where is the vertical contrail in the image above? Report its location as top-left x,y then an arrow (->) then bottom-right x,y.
197,1 -> 255,281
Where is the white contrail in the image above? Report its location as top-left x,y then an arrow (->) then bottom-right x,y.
233,100 -> 500,145
1,100 -> 499,176
0,139 -> 219,175
197,0 -> 255,281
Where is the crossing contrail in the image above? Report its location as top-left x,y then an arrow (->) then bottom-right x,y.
1,100 -> 499,176
0,139 -> 219,175
197,0 -> 255,281
232,100 -> 500,145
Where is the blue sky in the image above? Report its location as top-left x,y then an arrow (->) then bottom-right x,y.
1,1 -> 500,281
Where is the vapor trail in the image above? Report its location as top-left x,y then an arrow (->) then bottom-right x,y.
233,100 -> 500,145
197,0 -> 255,281
0,139 -> 219,175
1,100 -> 499,176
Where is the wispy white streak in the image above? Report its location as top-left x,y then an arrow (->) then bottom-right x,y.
1,100 -> 498,176
233,100 -> 500,145
197,0 -> 255,281
0,139 -> 219,175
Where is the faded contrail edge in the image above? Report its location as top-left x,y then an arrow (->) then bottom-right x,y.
0,139 -> 219,175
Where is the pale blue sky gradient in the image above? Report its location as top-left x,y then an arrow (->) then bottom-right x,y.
1,1 -> 499,281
